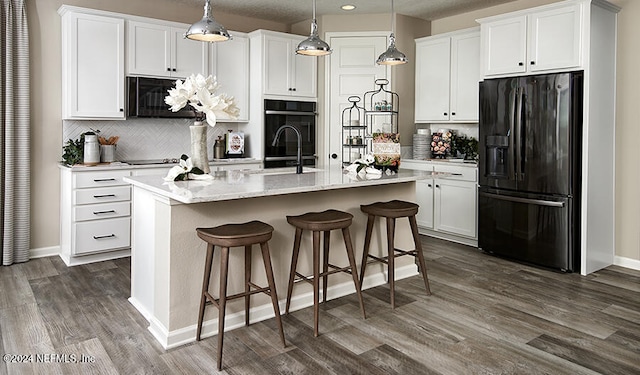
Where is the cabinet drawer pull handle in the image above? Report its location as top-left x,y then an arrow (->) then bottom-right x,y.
451,173 -> 463,176
436,184 -> 440,188
93,234 -> 116,240
451,112 -> 456,116
93,194 -> 116,198
93,210 -> 116,215
530,61 -> 535,65
518,62 -> 524,66
427,184 -> 432,187
93,178 -> 116,182
443,112 -> 447,116
167,68 -> 171,71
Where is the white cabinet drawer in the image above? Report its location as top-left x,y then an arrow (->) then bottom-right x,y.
74,201 -> 130,222
400,160 -> 433,172
433,165 -> 477,182
75,185 -> 131,205
74,170 -> 130,188
73,217 -> 131,255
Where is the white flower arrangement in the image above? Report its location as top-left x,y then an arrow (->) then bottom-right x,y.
164,74 -> 239,127
344,153 -> 382,179
163,154 -> 214,181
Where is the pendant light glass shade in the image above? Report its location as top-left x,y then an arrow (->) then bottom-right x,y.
185,0 -> 231,42
297,0 -> 332,56
377,0 -> 407,65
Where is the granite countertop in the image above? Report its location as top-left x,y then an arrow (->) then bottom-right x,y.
58,158 -> 261,171
124,166 -> 433,204
403,158 -> 478,167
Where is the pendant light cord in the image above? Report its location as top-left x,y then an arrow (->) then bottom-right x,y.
313,0 -> 317,21
391,0 -> 395,35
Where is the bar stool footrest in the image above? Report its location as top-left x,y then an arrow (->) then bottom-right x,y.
204,285 -> 274,306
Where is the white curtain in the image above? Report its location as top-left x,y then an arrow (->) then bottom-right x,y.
1,0 -> 30,265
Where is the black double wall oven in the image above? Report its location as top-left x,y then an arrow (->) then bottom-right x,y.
263,99 -> 316,169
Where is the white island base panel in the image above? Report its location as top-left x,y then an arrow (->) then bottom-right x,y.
129,182 -> 419,349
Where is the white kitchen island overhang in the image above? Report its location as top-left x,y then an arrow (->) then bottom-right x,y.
124,167 -> 434,349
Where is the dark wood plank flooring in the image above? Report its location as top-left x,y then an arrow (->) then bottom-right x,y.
1,237 -> 639,374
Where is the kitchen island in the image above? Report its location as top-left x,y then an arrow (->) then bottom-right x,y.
124,166 -> 432,349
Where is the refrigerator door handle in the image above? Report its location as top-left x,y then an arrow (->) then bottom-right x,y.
480,192 -> 565,208
508,88 -> 517,181
515,87 -> 524,181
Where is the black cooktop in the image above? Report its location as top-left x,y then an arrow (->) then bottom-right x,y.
124,159 -> 179,165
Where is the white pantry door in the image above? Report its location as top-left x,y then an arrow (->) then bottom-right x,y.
326,33 -> 388,168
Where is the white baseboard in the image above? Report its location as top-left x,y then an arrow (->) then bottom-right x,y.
149,263 -> 419,350
614,255 -> 640,271
29,246 -> 60,259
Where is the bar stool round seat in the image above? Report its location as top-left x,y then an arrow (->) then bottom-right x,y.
285,209 -> 366,337
195,220 -> 285,371
360,200 -> 431,309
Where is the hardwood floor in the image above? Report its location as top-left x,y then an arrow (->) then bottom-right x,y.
1,237 -> 639,374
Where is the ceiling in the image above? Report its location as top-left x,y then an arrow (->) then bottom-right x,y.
179,0 -> 520,25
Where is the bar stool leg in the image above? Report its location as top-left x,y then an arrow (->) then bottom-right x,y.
359,214 -> 375,286
197,244 -> 215,341
409,215 -> 432,295
342,227 -> 366,319
322,231 -> 330,303
386,218 -> 396,309
244,245 -> 252,326
285,227 -> 303,314
312,230 -> 321,337
217,247 -> 230,371
259,241 -> 286,347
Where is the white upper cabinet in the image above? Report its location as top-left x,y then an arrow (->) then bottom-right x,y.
262,32 -> 317,98
415,38 -> 450,122
210,33 -> 250,121
479,3 -> 582,77
528,5 -> 582,72
480,17 -> 527,76
60,9 -> 125,120
415,28 -> 480,123
127,20 -> 208,78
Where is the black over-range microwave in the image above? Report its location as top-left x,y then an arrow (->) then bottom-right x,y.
127,76 -> 194,118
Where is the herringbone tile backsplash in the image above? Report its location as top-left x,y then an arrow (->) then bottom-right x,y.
63,119 -> 239,161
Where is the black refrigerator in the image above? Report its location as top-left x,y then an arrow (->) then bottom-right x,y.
478,72 -> 583,272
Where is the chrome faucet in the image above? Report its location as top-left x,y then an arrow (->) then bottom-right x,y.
272,125 -> 303,174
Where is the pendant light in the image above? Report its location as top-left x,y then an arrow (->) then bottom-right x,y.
185,0 -> 231,42
377,0 -> 407,65
296,0 -> 332,56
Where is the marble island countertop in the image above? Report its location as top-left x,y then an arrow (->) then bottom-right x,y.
124,166 -> 434,204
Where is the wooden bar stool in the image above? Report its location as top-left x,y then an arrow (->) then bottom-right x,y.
360,200 -> 431,309
284,209 -> 366,337
195,220 -> 285,371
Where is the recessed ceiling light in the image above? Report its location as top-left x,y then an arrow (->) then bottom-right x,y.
341,4 -> 356,11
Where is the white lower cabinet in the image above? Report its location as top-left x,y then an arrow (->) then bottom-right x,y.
433,178 -> 477,238
60,168 -> 132,266
415,179 -> 434,229
402,160 -> 478,246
